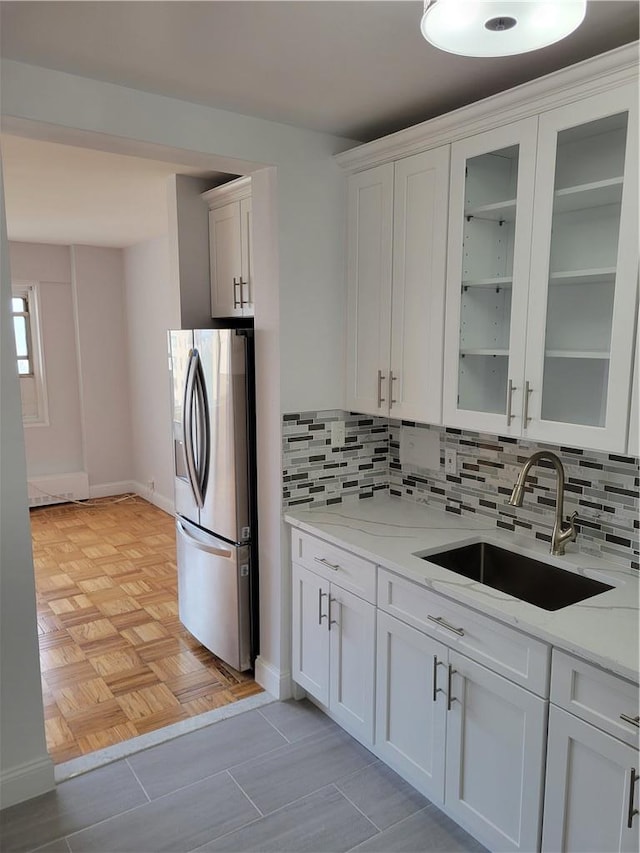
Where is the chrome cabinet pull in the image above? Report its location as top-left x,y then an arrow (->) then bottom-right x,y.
523,380 -> 533,425
377,369 -> 386,408
328,597 -> 340,631
318,589 -> 328,625
238,276 -> 248,307
432,656 -> 445,702
314,556 -> 340,572
507,378 -> 516,424
620,714 -> 640,728
232,276 -> 242,309
627,768 -> 639,829
389,371 -> 397,408
427,614 -> 465,637
447,664 -> 459,712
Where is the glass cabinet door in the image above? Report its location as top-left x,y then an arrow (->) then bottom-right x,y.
443,119 -> 538,434
525,86 -> 638,451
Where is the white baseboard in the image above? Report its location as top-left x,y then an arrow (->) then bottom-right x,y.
89,480 -> 135,499
130,482 -> 174,516
255,656 -> 292,700
0,755 -> 55,808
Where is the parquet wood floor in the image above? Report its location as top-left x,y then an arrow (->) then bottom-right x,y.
31,496 -> 262,764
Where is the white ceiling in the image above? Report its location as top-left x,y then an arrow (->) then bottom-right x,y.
1,0 -> 637,247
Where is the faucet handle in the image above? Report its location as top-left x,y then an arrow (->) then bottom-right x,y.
566,510 -> 578,539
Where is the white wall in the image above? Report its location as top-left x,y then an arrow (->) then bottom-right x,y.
72,245 -> 132,493
0,168 -> 54,806
0,59 -> 355,788
123,234 -> 178,513
9,242 -> 84,478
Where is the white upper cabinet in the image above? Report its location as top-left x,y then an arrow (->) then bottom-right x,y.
525,86 -> 639,451
443,87 -> 638,451
346,147 -> 449,422
203,178 -> 253,318
443,119 -> 538,435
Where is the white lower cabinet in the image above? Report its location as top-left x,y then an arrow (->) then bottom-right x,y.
542,706 -> 639,853
292,561 -> 375,744
376,610 -> 546,852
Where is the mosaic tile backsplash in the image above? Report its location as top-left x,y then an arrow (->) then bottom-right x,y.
282,410 -> 639,570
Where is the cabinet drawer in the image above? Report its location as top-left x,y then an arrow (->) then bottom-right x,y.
291,529 -> 376,603
551,650 -> 639,748
378,567 -> 549,696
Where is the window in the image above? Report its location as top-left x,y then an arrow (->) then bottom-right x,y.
12,282 -> 47,425
11,293 -> 34,376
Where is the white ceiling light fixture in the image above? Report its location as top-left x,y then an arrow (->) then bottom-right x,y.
420,0 -> 588,57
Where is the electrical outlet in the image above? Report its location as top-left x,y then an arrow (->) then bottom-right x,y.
147,479 -> 155,493
331,420 -> 346,447
444,449 -> 457,474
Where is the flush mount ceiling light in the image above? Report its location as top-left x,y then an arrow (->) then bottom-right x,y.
420,0 -> 587,57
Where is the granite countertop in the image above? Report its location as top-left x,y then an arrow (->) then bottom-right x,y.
284,495 -> 639,685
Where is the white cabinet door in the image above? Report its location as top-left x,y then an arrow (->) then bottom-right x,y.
628,320 -> 639,457
209,201 -> 243,318
543,705 -> 640,853
291,563 -> 330,706
390,146 -> 450,424
525,85 -> 639,452
445,651 -> 547,852
346,165 -> 394,416
375,611 -> 447,804
329,585 -> 376,744
239,195 -> 253,315
443,118 -> 538,436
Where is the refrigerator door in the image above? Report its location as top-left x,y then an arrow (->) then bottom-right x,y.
176,517 -> 251,671
168,330 -> 200,524
195,329 -> 250,544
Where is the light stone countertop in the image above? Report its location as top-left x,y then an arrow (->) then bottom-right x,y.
284,495 -> 639,685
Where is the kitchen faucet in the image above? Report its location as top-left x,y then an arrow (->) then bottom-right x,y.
508,450 -> 578,556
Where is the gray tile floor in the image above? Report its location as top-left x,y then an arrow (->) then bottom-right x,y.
0,700 -> 486,853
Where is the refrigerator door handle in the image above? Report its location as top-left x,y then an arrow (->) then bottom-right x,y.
194,353 -> 210,504
183,349 -> 204,508
177,519 -> 233,558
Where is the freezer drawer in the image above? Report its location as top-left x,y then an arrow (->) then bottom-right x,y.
176,517 -> 251,672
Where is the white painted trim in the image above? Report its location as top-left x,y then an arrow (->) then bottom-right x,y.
88,480 -> 135,499
335,42 -> 639,172
0,755 -> 54,808
130,480 -> 174,516
254,655 -> 292,700
201,176 -> 251,209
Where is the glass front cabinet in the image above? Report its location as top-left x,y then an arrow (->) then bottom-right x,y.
443,86 -> 638,451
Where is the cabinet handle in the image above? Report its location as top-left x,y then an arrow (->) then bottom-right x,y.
318,589 -> 328,625
447,663 -> 459,712
620,714 -> 640,728
232,277 -> 242,309
314,556 -> 341,572
507,379 -> 516,424
523,380 -> 533,425
377,370 -> 386,408
627,768 -> 639,829
432,656 -> 445,702
328,596 -> 340,631
427,614 -> 465,637
238,276 -> 248,307
389,371 -> 397,408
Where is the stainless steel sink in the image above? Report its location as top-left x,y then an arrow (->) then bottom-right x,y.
422,542 -> 613,611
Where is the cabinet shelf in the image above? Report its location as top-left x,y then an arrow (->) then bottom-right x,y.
548,267 -> 616,286
464,199 -> 517,222
545,350 -> 610,360
460,349 -> 509,357
462,276 -> 513,289
553,177 -> 623,214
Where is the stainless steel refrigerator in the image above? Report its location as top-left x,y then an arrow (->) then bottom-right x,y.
168,328 -> 258,672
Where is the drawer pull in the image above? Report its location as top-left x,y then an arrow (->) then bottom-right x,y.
318,589 -> 328,625
627,768 -> 639,829
314,556 -> 341,572
447,664 -> 459,712
432,656 -> 445,703
620,714 -> 640,728
428,614 -> 465,637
